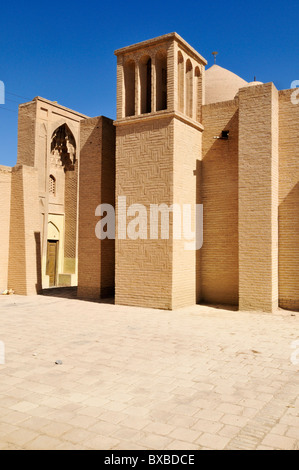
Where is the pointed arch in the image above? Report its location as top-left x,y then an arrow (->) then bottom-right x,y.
124,59 -> 136,117
47,221 -> 60,240
139,55 -> 152,114
186,59 -> 193,118
194,66 -> 201,122
51,123 -> 76,170
177,51 -> 184,113
156,49 -> 167,111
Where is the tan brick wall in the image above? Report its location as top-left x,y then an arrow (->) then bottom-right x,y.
278,89 -> 299,310
238,83 -> 279,312
10,35 -> 299,313
166,41 -> 175,112
8,165 -> 41,295
17,101 -> 37,167
115,117 -> 174,309
172,118 -> 202,308
16,97 -> 87,289
64,161 -> 78,274
114,33 -> 206,310
201,100 -> 239,305
78,116 -> 115,299
0,166 -> 12,291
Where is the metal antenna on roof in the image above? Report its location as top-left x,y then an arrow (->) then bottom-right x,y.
212,51 -> 218,64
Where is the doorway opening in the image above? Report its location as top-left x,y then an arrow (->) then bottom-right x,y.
46,240 -> 59,287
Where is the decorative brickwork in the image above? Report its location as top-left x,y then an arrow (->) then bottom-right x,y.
1,33 -> 299,314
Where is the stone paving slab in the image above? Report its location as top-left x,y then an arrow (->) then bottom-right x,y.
0,294 -> 298,450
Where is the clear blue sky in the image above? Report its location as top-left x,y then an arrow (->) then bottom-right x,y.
0,0 -> 298,166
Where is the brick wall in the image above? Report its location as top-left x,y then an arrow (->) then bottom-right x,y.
201,100 -> 239,305
238,83 -> 279,312
115,117 -> 174,309
278,89 -> 299,309
17,97 -> 87,289
78,116 -> 115,299
64,161 -> 78,274
17,101 -> 37,167
8,165 -> 41,295
172,118 -> 202,308
0,166 -> 12,291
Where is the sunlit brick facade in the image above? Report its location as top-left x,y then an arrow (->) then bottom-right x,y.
1,33 -> 299,312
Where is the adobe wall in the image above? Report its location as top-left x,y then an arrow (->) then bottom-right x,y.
201,99 -> 239,305
78,116 -> 115,299
278,89 -> 299,310
0,166 -> 12,291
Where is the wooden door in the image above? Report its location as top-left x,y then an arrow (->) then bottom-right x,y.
46,241 -> 58,287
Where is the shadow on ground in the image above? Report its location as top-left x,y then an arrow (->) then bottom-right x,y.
41,287 -> 114,304
199,302 -> 239,312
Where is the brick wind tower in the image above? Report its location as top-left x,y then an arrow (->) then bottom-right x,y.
114,33 -> 207,309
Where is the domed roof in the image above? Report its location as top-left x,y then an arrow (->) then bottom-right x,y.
205,64 -> 248,105
246,81 -> 264,86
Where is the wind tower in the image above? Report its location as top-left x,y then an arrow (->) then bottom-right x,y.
114,33 -> 207,309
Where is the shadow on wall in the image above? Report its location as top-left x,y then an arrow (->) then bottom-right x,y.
195,158 -> 201,304
199,110 -> 239,307
77,117 -> 115,302
279,181 -> 299,311
34,232 -> 42,293
100,120 -> 115,299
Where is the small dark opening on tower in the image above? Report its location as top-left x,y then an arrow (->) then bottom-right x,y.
146,58 -> 152,113
156,50 -> 167,111
221,130 -> 229,140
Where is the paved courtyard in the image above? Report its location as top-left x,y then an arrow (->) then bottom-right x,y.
0,292 -> 298,450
